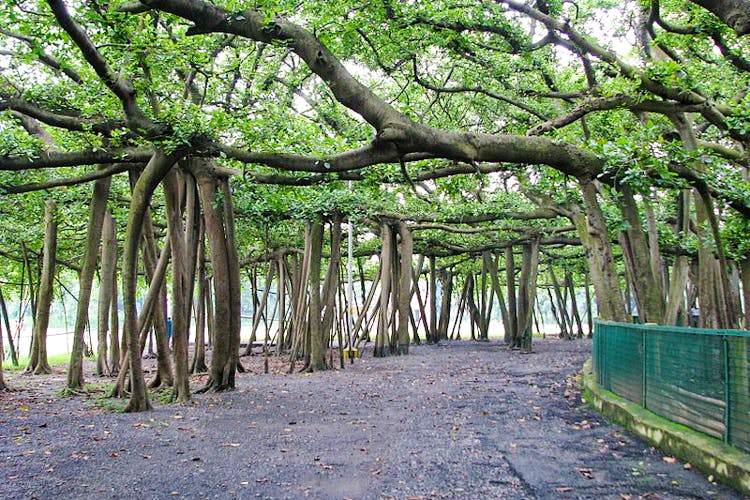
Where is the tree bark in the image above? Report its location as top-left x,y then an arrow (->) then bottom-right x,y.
375,221 -> 393,357
437,268 -> 453,340
664,191 -> 691,326
396,222 -> 412,354
321,214 -> 343,347
67,174 -> 110,390
123,151 -> 179,411
96,210 -> 116,376
140,210 -> 173,390
689,0 -> 750,36
192,163 -> 242,391
618,185 -> 665,323
191,230 -> 209,373
109,264 -> 120,375
25,200 -> 57,375
574,180 -> 628,322
505,246 -> 518,342
428,255 -> 437,343
162,169 -> 191,403
306,219 -> 328,370
515,239 -> 540,351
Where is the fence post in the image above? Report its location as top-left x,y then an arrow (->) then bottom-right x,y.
723,335 -> 730,444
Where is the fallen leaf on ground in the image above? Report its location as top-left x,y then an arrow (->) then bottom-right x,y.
578,468 -> 594,480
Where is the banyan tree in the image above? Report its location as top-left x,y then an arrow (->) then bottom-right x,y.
0,0 -> 749,410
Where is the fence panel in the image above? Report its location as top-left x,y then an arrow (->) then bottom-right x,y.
645,331 -> 725,439
598,322 -> 643,405
728,336 -> 750,452
593,321 -> 750,454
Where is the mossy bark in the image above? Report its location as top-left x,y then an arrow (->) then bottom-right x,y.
574,180 -> 628,322
306,219 -> 328,371
25,200 -> 57,375
374,221 -> 392,357
123,151 -> 179,412
67,175 -> 110,390
396,222 -> 412,354
96,210 -> 116,376
191,161 -> 241,392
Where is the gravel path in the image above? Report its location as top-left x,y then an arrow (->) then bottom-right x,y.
0,338 -> 742,499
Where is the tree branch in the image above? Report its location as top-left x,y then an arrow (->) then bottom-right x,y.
0,147 -> 152,170
46,0 -> 158,133
1,163 -> 134,194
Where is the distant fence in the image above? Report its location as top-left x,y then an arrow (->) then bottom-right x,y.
592,320 -> 750,454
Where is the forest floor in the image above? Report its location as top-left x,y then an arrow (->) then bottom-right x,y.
0,338 -> 743,499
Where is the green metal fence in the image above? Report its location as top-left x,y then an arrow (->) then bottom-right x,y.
593,320 -> 750,454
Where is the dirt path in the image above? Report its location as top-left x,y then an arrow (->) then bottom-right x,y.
0,339 -> 741,499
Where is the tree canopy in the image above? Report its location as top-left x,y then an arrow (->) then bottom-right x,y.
1,0 -> 749,409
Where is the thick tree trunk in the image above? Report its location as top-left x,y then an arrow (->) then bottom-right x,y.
25,200 -> 57,375
515,239 -> 540,351
505,246 -> 518,344
67,175 -> 110,390
306,219 -> 328,370
664,191 -> 691,326
644,196 -> 666,293
321,214 -> 343,346
375,222 -> 393,357
289,231 -> 312,369
123,152 -> 179,412
485,253 -> 511,343
163,169 -> 191,403
437,268 -> 453,340
694,193 -> 727,328
618,185 -> 665,323
191,232 -> 209,373
192,163 -> 242,391
697,190 -> 740,328
109,266 -> 120,375
96,210 -> 117,376
396,222 -> 412,354
574,180 -> 628,322
428,255 -> 437,343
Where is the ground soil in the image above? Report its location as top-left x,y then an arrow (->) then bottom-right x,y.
0,338 -> 743,499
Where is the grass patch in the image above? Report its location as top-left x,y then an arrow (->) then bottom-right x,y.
3,352 -> 72,371
3,352 -> 96,371
92,397 -> 126,413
